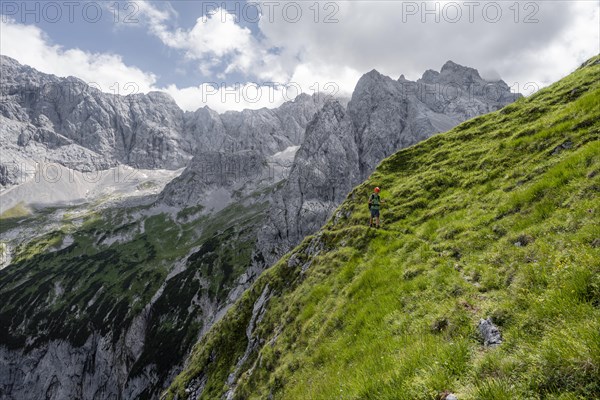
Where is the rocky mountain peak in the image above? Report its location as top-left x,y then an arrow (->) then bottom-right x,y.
357,69 -> 388,86
292,92 -> 313,103
317,99 -> 345,121
441,60 -> 482,79
418,60 -> 484,87
420,69 -> 440,83
350,69 -> 400,111
145,91 -> 178,104
0,55 -> 23,72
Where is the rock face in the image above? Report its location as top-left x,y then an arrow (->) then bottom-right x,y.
1,55 -> 191,174
186,93 -> 325,157
156,94 -> 326,209
257,100 -> 359,260
0,55 -> 325,190
258,61 -> 520,264
157,150 -> 266,209
0,312 -> 152,400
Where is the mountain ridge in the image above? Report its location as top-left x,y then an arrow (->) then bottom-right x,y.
0,55 -> 326,191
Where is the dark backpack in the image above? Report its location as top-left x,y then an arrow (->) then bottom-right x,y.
369,194 -> 380,210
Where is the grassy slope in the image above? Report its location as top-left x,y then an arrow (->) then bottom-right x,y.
166,56 -> 600,400
0,202 -> 31,220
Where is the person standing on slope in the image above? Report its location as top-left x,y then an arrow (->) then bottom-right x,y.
369,187 -> 384,228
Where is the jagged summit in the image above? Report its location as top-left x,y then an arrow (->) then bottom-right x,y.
0,54 -> 22,69
365,68 -> 384,76
421,69 -> 440,83
145,90 -> 178,102
359,61 -> 508,94
351,69 -> 400,104
418,60 -> 483,86
440,59 -> 481,77
358,68 -> 388,84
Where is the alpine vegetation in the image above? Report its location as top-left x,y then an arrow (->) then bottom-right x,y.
166,56 -> 600,400
1,6 -> 598,399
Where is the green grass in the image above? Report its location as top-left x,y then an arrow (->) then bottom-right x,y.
0,201 -> 31,220
165,56 -> 600,400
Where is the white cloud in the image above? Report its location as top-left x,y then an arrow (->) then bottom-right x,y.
289,63 -> 362,99
254,0 -> 599,91
162,83 -> 289,113
137,4 -> 275,80
169,62 -> 363,112
136,0 -> 600,101
0,18 -> 157,94
2,1 -> 598,112
496,1 -> 600,89
0,17 -> 290,112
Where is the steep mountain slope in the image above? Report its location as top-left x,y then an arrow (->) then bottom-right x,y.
259,61 -> 520,266
0,188 -> 277,399
166,56 -> 600,400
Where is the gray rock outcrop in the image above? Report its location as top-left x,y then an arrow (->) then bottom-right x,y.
478,318 -> 503,347
157,150 -> 265,209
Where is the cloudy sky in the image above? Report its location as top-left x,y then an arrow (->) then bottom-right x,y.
1,0 -> 598,112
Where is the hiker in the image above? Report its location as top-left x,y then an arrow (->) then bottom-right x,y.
369,187 -> 384,228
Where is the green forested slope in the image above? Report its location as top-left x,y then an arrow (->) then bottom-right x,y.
0,190 -> 271,393
166,57 -> 600,400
